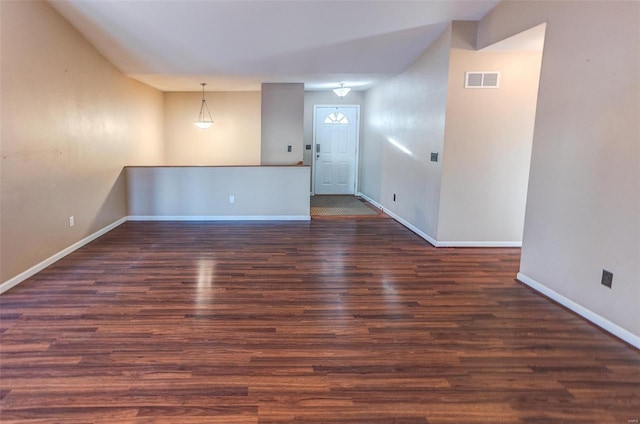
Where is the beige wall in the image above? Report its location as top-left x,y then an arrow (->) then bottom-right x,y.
361,21 -> 542,246
478,1 -> 640,340
361,26 -> 452,240
0,1 -> 164,282
163,91 -> 261,166
261,83 -> 304,165
438,21 -> 542,243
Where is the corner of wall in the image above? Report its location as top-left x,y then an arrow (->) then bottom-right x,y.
451,20 -> 479,50
261,83 -> 305,165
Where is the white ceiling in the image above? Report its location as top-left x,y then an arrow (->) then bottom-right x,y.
48,0 -> 500,92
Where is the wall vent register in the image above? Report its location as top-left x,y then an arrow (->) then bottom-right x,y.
465,71 -> 500,88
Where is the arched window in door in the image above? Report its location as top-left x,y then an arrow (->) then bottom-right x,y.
324,112 -> 349,124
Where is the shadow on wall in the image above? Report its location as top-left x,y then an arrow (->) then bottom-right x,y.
92,168 -> 128,231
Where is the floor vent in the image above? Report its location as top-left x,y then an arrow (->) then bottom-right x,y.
465,71 -> 500,88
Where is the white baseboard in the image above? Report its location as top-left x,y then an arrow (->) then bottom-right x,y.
0,217 -> 128,294
437,241 -> 522,247
3,213 -> 637,351
127,215 -> 311,221
357,193 -> 520,248
517,272 -> 640,350
357,192 -> 383,210
383,209 -> 439,247
1,214 -> 311,294
358,192 -> 438,246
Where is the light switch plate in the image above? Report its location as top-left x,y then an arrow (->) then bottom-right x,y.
601,269 -> 613,288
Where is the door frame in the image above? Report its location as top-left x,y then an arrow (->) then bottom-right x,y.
311,104 -> 361,196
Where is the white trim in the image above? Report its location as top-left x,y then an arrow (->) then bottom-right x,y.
437,240 -> 522,247
358,192 -> 437,247
0,217 -> 128,294
357,192 -> 520,248
383,209 -> 438,247
357,192 -> 383,210
1,214 -> 312,294
517,272 -> 640,350
127,215 -> 311,221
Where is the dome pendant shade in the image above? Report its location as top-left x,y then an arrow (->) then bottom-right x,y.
194,83 -> 214,129
332,83 -> 351,99
194,119 -> 213,129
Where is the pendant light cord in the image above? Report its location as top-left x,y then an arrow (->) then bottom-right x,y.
197,83 -> 213,123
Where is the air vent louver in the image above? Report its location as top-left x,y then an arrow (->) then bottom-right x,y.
465,72 -> 500,88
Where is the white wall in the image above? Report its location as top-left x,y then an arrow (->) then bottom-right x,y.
437,21 -> 542,244
127,166 -> 310,219
164,91 -> 261,166
0,1 -> 164,282
478,1 -> 640,342
361,26 -> 452,240
261,83 -> 304,165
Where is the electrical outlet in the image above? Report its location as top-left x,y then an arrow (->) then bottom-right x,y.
431,152 -> 439,162
287,145 -> 292,152
229,195 -> 235,204
601,269 -> 613,288
69,216 -> 75,227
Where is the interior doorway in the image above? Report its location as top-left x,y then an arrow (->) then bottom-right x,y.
312,105 -> 360,195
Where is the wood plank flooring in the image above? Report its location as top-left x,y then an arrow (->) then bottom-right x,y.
1,219 -> 639,423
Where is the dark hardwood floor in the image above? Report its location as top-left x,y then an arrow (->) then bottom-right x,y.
1,219 -> 638,423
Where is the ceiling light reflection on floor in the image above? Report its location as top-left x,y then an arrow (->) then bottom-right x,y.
196,259 -> 216,306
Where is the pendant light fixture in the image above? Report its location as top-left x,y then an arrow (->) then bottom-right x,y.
194,83 -> 214,129
332,83 -> 351,99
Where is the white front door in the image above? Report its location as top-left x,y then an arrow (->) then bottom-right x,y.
313,106 -> 359,195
